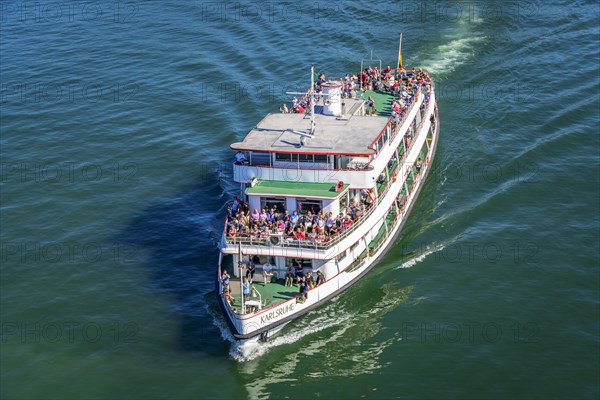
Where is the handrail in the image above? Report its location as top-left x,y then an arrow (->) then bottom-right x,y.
250,285 -> 263,309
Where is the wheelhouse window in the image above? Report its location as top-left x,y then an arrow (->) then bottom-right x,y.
297,198 -> 322,214
275,153 -> 329,163
298,153 -> 312,163
275,153 -> 293,162
261,197 -> 286,213
313,154 -> 328,163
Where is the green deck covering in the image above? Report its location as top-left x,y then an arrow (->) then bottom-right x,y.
246,180 -> 349,199
363,90 -> 395,116
228,278 -> 301,310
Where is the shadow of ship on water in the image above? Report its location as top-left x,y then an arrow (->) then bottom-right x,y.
114,173 -> 231,356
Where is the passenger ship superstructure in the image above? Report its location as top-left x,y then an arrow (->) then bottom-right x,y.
217,63 -> 439,342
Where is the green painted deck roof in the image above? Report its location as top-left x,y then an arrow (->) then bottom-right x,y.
363,90 -> 395,116
246,180 -> 349,199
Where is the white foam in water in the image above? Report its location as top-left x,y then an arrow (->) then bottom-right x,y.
394,241 -> 450,269
206,295 -> 357,362
421,36 -> 485,74
229,309 -> 355,362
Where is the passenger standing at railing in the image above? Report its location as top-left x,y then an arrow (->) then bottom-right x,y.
317,228 -> 326,243
316,270 -> 325,286
246,259 -> 256,283
232,196 -> 240,214
263,261 -> 274,285
305,272 -> 314,290
227,225 -> 237,238
221,270 -> 230,292
294,261 -> 304,285
329,223 -> 339,237
285,224 -> 295,238
274,220 -> 284,232
325,212 -> 334,234
251,224 -> 259,237
298,276 -> 308,301
416,158 -> 424,175
284,265 -> 294,287
235,151 -> 246,165
343,215 -> 353,230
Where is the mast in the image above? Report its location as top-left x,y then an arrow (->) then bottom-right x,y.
238,242 -> 245,314
310,64 -> 315,136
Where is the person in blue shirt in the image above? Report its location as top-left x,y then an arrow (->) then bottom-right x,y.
242,276 -> 250,300
290,210 -> 299,227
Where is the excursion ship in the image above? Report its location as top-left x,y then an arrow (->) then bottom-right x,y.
217,56 -> 439,343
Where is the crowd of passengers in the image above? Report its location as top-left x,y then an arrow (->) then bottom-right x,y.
279,67 -> 432,125
225,190 -> 377,243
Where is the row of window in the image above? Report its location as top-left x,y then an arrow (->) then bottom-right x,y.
261,197 -> 323,214
250,255 -> 314,269
274,153 -> 329,163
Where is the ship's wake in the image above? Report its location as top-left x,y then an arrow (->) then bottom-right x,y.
228,300 -> 355,362
394,235 -> 459,269
235,284 -> 415,399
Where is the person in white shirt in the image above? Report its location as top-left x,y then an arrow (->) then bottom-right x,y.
235,151 -> 246,165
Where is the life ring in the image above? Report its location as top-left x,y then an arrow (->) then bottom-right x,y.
392,171 -> 397,182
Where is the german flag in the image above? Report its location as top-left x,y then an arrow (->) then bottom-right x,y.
397,32 -> 403,69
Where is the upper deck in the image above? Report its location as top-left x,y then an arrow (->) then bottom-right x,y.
230,102 -> 389,156
231,68 -> 432,175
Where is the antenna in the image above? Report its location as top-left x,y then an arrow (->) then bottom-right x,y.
360,51 -> 383,91
310,64 -> 315,136
286,64 -> 320,138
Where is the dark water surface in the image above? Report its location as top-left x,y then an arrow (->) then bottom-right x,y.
1,1 -> 599,399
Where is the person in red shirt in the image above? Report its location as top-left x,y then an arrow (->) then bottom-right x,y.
343,215 -> 352,230
295,228 -> 305,240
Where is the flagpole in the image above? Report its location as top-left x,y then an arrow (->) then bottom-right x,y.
397,32 -> 403,70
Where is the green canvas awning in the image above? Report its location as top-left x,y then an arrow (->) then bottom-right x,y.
245,180 -> 349,200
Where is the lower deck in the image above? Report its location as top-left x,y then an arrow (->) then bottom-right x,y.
223,275 -> 301,312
